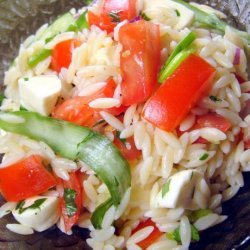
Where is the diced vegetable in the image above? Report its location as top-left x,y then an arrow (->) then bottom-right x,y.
167,224 -> 200,243
28,49 -> 52,68
12,196 -> 60,232
28,11 -> 88,68
0,111 -> 131,228
88,0 -> 137,33
37,13 -> 75,41
132,219 -> 163,249
18,75 -> 62,116
0,155 -> 57,202
158,47 -> 195,83
60,172 -> 82,232
119,20 -> 160,106
189,209 -> 212,223
144,0 -> 195,30
113,135 -> 141,161
142,54 -> 215,131
194,113 -> 232,133
50,39 -> 81,73
155,170 -> 202,209
158,31 -> 196,83
0,94 -> 5,105
172,0 -> 250,45
52,78 -> 125,127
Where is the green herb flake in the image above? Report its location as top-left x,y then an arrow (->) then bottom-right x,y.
191,224 -> 200,241
141,12 -> 151,21
0,94 -> 5,105
189,209 -> 212,223
115,131 -> 126,143
108,11 -> 121,23
63,188 -> 77,217
85,0 -> 94,4
167,226 -> 181,243
175,10 -> 181,16
16,200 -> 25,211
167,224 -> 200,243
209,95 -> 222,102
23,77 -> 29,81
199,153 -> 209,161
162,179 -> 171,197
17,198 -> 47,214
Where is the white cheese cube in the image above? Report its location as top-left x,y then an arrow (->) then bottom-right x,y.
143,0 -> 195,30
12,196 -> 60,232
18,75 -> 62,115
155,170 -> 202,209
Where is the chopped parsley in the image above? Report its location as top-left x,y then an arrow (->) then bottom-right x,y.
167,224 -> 200,243
85,0 -> 94,4
189,209 -> 212,223
115,131 -> 126,143
108,11 -> 121,23
162,179 -> 171,197
63,188 -> 77,217
23,77 -> 29,81
0,94 -> 5,105
209,95 -> 222,102
175,10 -> 181,16
16,198 -> 47,214
199,153 -> 209,161
141,12 -> 151,21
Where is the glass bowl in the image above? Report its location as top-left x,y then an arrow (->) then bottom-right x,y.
0,1 -> 249,249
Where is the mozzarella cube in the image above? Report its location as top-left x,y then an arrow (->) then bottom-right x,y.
143,0 -> 195,30
155,170 -> 202,209
12,196 -> 60,232
18,75 -> 62,115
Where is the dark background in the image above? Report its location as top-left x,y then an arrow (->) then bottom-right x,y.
0,0 -> 250,249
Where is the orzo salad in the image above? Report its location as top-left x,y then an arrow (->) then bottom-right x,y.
0,0 -> 250,249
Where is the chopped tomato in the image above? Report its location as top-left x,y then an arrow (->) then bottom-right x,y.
113,135 -> 141,161
119,20 -> 160,106
52,78 -> 126,127
51,39 -> 81,73
132,219 -> 163,249
195,113 -> 232,132
60,172 -> 82,232
0,155 -> 56,202
142,54 -> 215,132
88,0 -> 137,33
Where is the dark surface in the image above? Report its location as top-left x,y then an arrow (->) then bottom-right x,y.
0,0 -> 250,249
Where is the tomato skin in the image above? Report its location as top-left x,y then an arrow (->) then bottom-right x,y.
88,0 -> 137,33
142,54 -> 216,132
0,155 -> 57,202
119,20 -> 161,106
51,39 -> 81,73
113,136 -> 141,161
195,113 -> 232,132
52,78 -> 125,127
60,172 -> 82,232
132,219 -> 163,249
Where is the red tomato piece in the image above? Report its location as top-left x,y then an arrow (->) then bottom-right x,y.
113,135 -> 141,161
88,0 -> 137,33
52,78 -> 125,127
142,54 -> 216,132
0,155 -> 56,202
132,219 -> 163,249
60,172 -> 82,232
51,39 -> 81,73
119,20 -> 161,106
195,113 -> 232,132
